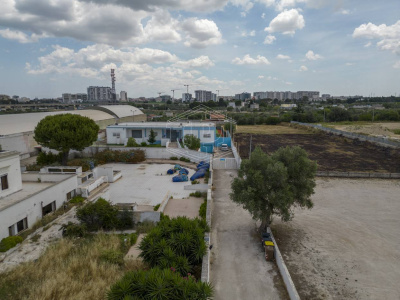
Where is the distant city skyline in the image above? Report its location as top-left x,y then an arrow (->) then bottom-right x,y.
0,0 -> 399,98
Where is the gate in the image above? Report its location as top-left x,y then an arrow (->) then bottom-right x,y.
212,158 -> 238,169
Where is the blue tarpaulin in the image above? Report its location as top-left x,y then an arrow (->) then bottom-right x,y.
190,168 -> 206,181
167,169 -> 176,175
179,168 -> 189,175
172,174 -> 188,182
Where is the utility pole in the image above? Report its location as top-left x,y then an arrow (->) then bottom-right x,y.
249,134 -> 252,158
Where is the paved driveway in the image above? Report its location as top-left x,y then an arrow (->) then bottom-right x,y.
210,169 -> 287,300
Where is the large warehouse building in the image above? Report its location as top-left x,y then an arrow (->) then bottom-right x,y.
0,105 -> 146,157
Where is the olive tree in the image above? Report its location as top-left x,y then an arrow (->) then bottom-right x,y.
34,114 -> 99,165
230,146 -> 317,232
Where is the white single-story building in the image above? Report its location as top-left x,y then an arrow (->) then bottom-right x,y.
0,151 -> 121,241
106,122 -> 216,150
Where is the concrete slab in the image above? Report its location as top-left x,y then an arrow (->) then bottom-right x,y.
103,163 -> 194,206
163,197 -> 203,219
125,234 -> 146,261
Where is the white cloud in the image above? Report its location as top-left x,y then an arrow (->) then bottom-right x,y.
181,18 -> 223,48
264,9 -> 305,36
285,81 -> 293,85
299,65 -> 308,71
364,42 -> 372,48
261,13 -> 266,19
340,9 -> 350,15
305,50 -> 323,60
232,54 -> 271,65
0,28 -> 44,43
345,62 -> 354,66
394,61 -> 400,69
241,30 -> 256,37
258,75 -> 265,79
353,20 -> 400,55
173,56 -> 215,68
276,54 -> 291,60
264,34 -> 276,44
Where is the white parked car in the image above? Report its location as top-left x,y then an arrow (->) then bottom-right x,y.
221,144 -> 229,151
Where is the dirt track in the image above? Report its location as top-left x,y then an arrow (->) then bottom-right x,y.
272,178 -> 400,300
235,132 -> 400,172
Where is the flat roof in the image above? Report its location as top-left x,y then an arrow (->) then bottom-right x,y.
0,110 -> 115,136
108,122 -> 216,129
0,182 -> 54,212
0,151 -> 20,160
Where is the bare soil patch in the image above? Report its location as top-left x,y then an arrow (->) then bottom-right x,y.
163,197 -> 203,219
271,178 -> 400,300
235,131 -> 400,172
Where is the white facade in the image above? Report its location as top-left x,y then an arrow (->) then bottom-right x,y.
195,90 -> 213,102
120,91 -> 128,102
87,86 -> 113,101
182,93 -> 192,102
106,122 -> 216,146
0,151 -> 22,200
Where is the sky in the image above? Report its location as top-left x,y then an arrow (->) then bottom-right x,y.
0,0 -> 399,99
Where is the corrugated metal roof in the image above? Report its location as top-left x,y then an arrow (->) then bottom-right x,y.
98,105 -> 144,118
0,110 -> 114,136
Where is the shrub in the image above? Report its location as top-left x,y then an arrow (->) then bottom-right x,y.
94,149 -> 146,165
100,249 -> 124,266
107,268 -> 213,300
31,234 -> 41,243
76,198 -> 133,231
184,134 -> 200,150
199,200 -> 207,220
0,236 -> 23,252
126,137 -> 139,147
392,129 -> 400,135
265,116 -> 281,125
61,222 -> 87,238
135,220 -> 156,234
67,159 -> 93,172
139,216 -> 209,276
25,164 -> 41,171
36,151 -> 62,165
69,196 -> 86,204
189,191 -> 206,198
153,204 -> 160,211
169,156 -> 178,160
179,157 -> 190,162
140,142 -> 147,147
191,180 -> 200,185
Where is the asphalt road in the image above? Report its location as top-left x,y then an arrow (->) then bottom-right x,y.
210,169 -> 287,300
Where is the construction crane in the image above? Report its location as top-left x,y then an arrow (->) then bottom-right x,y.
184,84 -> 189,93
171,89 -> 180,101
157,92 -> 163,97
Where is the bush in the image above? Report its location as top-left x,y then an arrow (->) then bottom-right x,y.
170,156 -> 178,160
189,191 -> 206,198
265,116 -> 281,125
392,129 -> 400,135
25,164 -> 41,171
69,196 -> 86,204
126,137 -> 139,147
36,151 -> 62,165
191,180 -> 200,185
94,149 -> 146,165
0,236 -> 23,252
153,204 -> 160,211
184,134 -> 201,150
139,216 -> 209,276
107,268 -> 213,300
76,198 -> 133,231
135,221 -> 157,234
100,249 -> 124,266
140,142 -> 147,146
179,157 -> 190,162
67,159 -> 94,172
199,200 -> 207,220
61,222 -> 87,238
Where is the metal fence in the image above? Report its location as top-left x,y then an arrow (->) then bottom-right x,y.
212,157 -> 238,169
317,171 -> 400,179
291,121 -> 400,148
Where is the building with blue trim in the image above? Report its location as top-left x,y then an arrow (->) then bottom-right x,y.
106,122 -> 218,152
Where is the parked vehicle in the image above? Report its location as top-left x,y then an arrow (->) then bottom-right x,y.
221,144 -> 229,151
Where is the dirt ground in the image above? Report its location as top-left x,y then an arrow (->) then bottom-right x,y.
237,124 -> 311,135
163,197 -> 203,219
331,123 -> 400,140
235,132 -> 400,173
272,178 -> 400,300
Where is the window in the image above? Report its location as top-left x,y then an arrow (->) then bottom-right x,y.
16,218 -> 28,233
113,132 -> 120,137
1,174 -> 8,190
42,201 -> 56,216
66,190 -> 76,200
132,130 -> 142,138
203,134 -> 211,138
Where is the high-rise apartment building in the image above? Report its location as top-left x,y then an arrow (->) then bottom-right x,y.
87,86 -> 114,102
182,93 -> 192,102
195,90 -> 213,102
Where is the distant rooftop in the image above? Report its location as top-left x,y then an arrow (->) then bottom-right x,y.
108,122 -> 216,129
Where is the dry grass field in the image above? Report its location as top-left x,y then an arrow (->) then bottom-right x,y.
236,124 -> 311,135
0,234 -> 143,300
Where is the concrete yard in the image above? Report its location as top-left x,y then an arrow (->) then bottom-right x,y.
163,197 -> 203,218
103,163 -> 195,206
272,178 -> 400,300
210,169 -> 288,300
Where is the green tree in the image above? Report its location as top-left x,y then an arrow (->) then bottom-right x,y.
34,114 -> 99,165
184,134 -> 201,150
230,146 -> 317,231
148,129 -> 156,144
